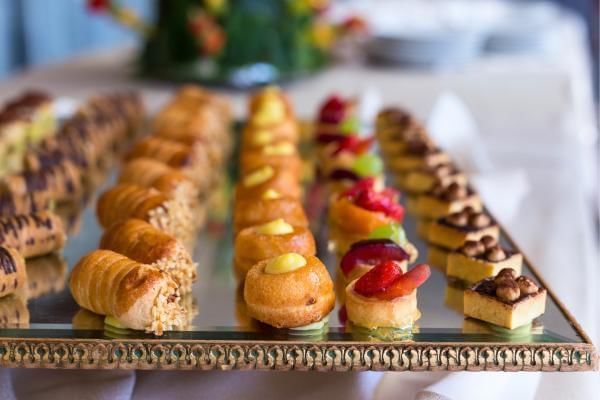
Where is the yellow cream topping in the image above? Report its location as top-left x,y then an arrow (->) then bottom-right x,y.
256,218 -> 294,235
265,253 -> 307,274
262,189 -> 281,199
243,165 -> 274,187
262,142 -> 295,156
251,100 -> 286,126
251,130 -> 274,146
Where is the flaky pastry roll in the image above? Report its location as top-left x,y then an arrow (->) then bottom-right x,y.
99,219 -> 197,294
96,184 -> 193,242
0,211 -> 66,258
69,249 -> 185,335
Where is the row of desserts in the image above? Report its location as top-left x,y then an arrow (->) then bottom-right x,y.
233,86 -> 335,330
0,92 -> 144,326
312,95 -> 430,333
68,85 -> 232,335
375,107 -> 546,330
0,91 -> 56,175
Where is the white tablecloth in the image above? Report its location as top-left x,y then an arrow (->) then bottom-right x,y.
0,12 -> 597,400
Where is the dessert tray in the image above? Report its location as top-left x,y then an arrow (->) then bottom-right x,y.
0,89 -> 596,372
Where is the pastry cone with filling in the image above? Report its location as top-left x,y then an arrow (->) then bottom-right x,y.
0,211 -> 66,258
233,219 -> 315,279
99,219 -> 197,294
69,250 -> 185,335
118,158 -> 199,202
96,184 -> 193,242
244,254 -> 335,328
0,246 -> 27,298
125,136 -> 211,189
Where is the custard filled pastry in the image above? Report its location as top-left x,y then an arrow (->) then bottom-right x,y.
25,254 -> 67,299
0,211 -> 66,258
96,184 -> 193,241
244,253 -> 335,328
99,219 -> 197,294
118,158 -> 199,201
0,246 -> 27,298
239,142 -> 302,179
125,136 -> 211,189
69,249 -> 186,335
233,219 -> 315,279
233,192 -> 308,235
234,165 -> 301,202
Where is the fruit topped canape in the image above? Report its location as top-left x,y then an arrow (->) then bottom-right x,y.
340,239 -> 409,283
345,262 -> 430,330
316,94 -> 359,136
329,178 -> 405,254
325,152 -> 384,195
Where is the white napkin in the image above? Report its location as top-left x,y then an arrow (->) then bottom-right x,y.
427,92 -> 529,223
415,372 -> 541,400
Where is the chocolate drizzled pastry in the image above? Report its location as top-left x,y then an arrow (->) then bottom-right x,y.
0,211 -> 66,259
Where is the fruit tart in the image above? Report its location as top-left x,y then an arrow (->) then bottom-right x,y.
325,153 -> 385,196
244,253 -> 335,329
447,237 -> 523,285
339,239 -> 409,284
316,94 -> 359,137
329,178 -> 404,254
317,135 -> 374,178
233,219 -> 316,279
464,268 -> 546,329
346,262 -> 430,330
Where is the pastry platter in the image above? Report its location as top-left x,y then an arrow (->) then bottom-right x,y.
0,87 -> 595,372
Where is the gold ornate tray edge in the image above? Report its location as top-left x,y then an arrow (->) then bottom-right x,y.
0,338 -> 595,371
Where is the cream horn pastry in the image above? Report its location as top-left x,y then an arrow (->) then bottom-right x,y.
69,249 -> 186,335
244,253 -> 335,329
0,211 -> 66,258
99,219 -> 196,294
96,184 -> 194,242
118,158 -> 199,201
233,218 -> 316,279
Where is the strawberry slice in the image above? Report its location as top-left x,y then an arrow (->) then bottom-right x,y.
316,132 -> 347,144
319,95 -> 347,124
339,177 -> 376,199
372,264 -> 431,300
332,136 -> 374,156
340,239 -> 408,277
354,260 -> 403,297
354,189 -> 404,222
